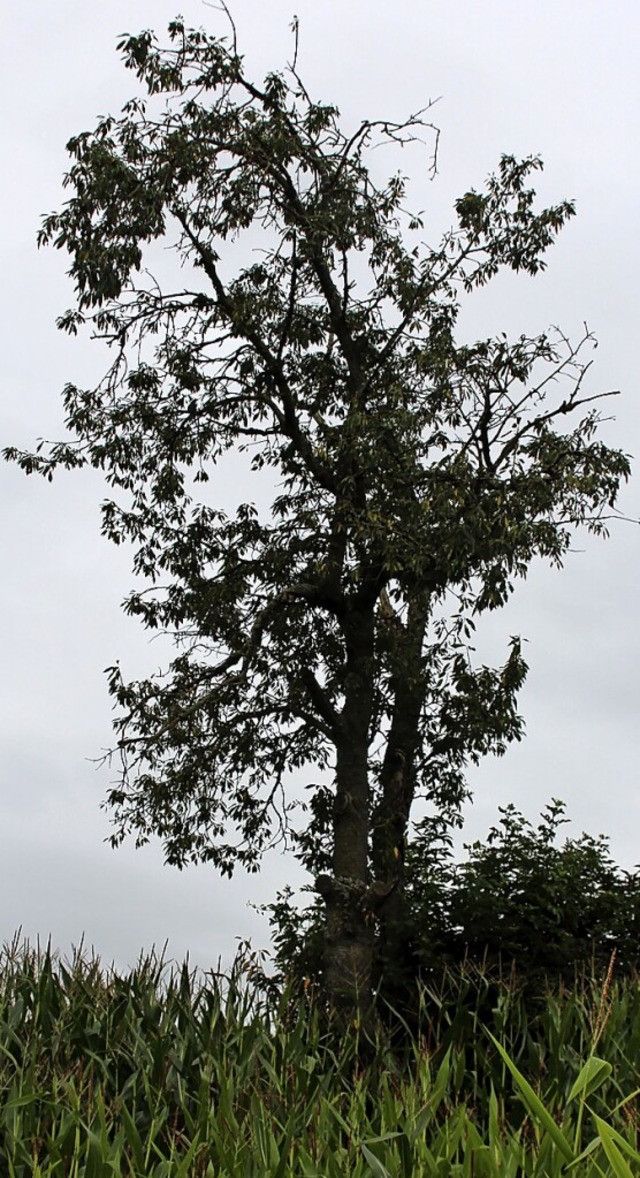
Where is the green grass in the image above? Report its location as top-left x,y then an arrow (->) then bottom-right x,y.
1,938 -> 640,1175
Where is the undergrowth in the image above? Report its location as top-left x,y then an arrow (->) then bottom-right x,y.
1,938 -> 639,1175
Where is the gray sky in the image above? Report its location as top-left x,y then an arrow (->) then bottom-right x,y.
2,0 -> 639,975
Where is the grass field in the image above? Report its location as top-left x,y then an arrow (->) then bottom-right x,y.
1,939 -> 639,1175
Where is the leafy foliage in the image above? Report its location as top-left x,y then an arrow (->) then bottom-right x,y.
410,800 -> 640,980
4,13 -> 631,1007
268,801 -> 640,995
2,940 -> 640,1174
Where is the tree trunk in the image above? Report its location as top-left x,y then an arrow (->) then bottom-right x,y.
371,742 -> 418,1008
371,596 -> 429,1009
319,606 -> 375,1022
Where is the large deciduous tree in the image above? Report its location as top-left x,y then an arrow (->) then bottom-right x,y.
6,16 -> 629,1018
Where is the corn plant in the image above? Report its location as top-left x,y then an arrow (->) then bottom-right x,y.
1,938 -> 639,1175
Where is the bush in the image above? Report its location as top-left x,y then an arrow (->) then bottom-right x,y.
267,800 -> 640,1006
410,800 -> 640,981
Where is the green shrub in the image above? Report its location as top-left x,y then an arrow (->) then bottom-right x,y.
410,800 -> 640,981
267,800 -> 640,1014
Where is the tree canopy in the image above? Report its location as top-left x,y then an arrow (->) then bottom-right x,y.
5,15 -> 630,1017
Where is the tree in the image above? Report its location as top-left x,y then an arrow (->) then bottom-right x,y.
5,15 -> 630,1020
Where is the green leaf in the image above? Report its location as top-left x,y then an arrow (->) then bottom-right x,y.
485,1031 -> 574,1162
362,1143 -> 394,1177
119,1103 -> 146,1173
567,1056 -> 612,1103
593,1116 -> 638,1178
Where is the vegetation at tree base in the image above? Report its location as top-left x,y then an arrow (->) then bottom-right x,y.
4,12 -> 631,1020
2,938 -> 640,1176
268,800 -> 640,1026
408,801 -> 640,982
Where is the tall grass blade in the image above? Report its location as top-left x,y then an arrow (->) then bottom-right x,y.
593,1116 -> 637,1178
485,1030 -> 574,1162
362,1143 -> 394,1177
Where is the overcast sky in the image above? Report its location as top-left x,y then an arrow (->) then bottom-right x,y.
2,0 -> 639,976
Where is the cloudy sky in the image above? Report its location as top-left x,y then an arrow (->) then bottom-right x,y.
2,0 -> 639,976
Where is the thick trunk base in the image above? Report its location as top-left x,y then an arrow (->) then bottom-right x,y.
317,872 -> 374,1026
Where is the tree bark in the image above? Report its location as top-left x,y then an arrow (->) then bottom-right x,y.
320,606 -> 376,1021
371,742 -> 417,1005
371,596 -> 429,1003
